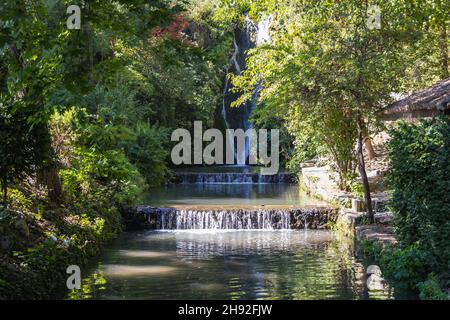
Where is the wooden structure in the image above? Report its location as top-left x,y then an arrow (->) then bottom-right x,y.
383,77 -> 450,121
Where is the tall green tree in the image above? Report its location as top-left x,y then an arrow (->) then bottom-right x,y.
0,0 -> 175,200
231,0 -> 420,221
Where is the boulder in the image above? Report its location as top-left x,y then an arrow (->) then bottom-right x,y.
366,265 -> 382,276
366,274 -> 385,291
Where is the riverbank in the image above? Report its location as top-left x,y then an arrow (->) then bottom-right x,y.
300,159 -> 449,300
0,186 -> 123,299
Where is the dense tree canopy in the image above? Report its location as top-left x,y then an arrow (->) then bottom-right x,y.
224,0 -> 448,219
0,0 -> 232,196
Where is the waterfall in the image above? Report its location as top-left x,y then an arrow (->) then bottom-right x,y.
231,38 -> 241,74
172,172 -> 294,184
256,15 -> 272,45
158,209 -> 291,230
221,15 -> 272,164
127,206 -> 338,231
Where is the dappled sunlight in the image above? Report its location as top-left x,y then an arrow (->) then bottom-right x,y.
119,250 -> 172,258
102,264 -> 178,277
189,282 -> 226,291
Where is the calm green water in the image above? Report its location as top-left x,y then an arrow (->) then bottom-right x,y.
67,230 -> 394,300
142,184 -> 324,207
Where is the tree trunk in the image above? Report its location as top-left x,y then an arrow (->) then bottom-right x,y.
357,111 -> 374,223
364,137 -> 376,160
39,167 -> 63,204
1,177 -> 7,206
440,23 -> 449,79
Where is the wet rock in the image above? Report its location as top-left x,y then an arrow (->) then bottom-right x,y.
172,172 -> 296,184
366,265 -> 382,276
121,206 -> 158,230
366,274 -> 385,291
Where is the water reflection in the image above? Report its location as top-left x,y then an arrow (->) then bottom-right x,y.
68,230 -> 396,300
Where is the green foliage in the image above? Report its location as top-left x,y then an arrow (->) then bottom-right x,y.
360,240 -> 448,299
135,37 -> 226,131
0,0 -> 233,299
125,123 -> 169,188
60,147 -> 142,206
250,104 -> 294,168
348,179 -> 365,199
0,0 -> 177,203
56,79 -> 171,188
387,117 -> 450,289
379,244 -> 430,291
397,0 -> 450,88
383,117 -> 450,297
358,238 -> 384,261
0,100 -> 52,202
228,0 -> 418,190
6,188 -> 33,213
418,274 -> 448,300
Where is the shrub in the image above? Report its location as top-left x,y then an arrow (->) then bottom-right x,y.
418,274 -> 448,300
379,244 -> 429,291
387,116 -> 450,292
124,123 -> 169,188
60,147 -> 143,207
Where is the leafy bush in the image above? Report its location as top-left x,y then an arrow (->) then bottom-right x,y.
60,147 -> 142,207
0,101 -> 52,203
379,244 -> 429,291
63,77 -> 173,189
387,116 -> 450,292
358,238 -> 384,261
418,274 -> 448,300
125,123 -> 169,188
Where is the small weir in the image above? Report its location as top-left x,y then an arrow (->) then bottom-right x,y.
171,172 -> 295,184
124,206 -> 338,230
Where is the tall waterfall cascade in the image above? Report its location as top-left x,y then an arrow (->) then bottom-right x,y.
221,15 -> 272,164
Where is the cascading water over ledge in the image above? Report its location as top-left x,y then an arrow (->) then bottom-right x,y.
123,206 -> 338,230
171,172 -> 295,184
